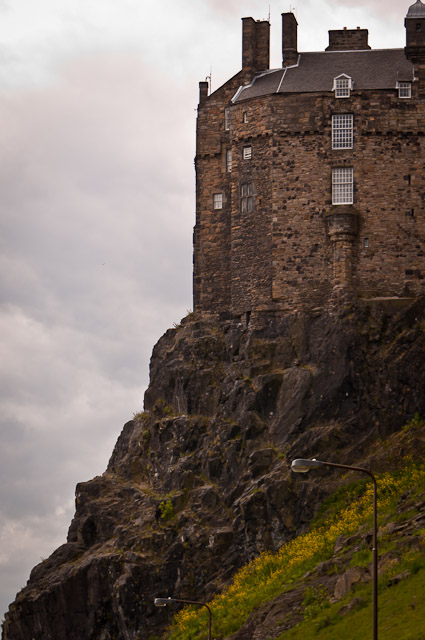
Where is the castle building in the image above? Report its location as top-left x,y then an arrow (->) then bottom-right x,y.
193,1 -> 425,317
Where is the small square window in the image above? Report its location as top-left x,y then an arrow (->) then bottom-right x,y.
240,182 -> 254,213
398,82 -> 411,99
332,114 -> 353,149
332,167 -> 353,205
224,108 -> 230,131
243,146 -> 252,160
213,193 -> 223,209
226,149 -> 232,172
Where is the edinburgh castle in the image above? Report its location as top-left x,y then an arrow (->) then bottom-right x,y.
194,1 -> 425,318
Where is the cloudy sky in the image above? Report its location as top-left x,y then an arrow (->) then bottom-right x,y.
0,0 -> 410,623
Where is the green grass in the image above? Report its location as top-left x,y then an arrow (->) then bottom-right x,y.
279,564 -> 425,640
166,457 -> 425,640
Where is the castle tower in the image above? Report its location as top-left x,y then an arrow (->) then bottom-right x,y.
405,0 -> 425,83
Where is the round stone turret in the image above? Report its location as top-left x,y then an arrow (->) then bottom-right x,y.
406,0 -> 425,18
325,205 -> 360,295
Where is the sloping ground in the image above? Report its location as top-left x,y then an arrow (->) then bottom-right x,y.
2,298 -> 425,640
166,421 -> 425,639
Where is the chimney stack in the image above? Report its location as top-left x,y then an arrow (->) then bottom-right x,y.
326,28 -> 370,51
242,17 -> 270,83
198,81 -> 208,105
282,13 -> 298,67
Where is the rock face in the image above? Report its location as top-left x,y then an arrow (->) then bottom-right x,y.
3,298 -> 425,640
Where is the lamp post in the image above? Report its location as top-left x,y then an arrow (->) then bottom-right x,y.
154,597 -> 212,640
291,458 -> 378,640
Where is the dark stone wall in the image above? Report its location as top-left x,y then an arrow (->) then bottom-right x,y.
194,57 -> 425,316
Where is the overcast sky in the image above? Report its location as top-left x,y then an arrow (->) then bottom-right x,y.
0,0 -> 411,623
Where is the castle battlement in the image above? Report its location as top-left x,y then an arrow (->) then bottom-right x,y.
193,1 -> 425,316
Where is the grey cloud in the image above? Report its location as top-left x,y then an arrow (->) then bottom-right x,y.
0,52 -> 193,620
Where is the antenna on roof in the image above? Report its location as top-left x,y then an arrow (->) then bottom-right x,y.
268,5 -> 270,22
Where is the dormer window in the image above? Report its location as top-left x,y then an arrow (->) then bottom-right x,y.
333,74 -> 352,98
397,82 -> 412,98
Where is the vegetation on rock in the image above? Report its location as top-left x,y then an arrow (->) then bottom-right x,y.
167,452 -> 425,639
3,300 -> 425,640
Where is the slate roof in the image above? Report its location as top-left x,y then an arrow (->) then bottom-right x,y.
233,49 -> 415,102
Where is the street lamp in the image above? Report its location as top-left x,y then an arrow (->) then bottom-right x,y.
154,597 -> 212,640
291,458 -> 378,640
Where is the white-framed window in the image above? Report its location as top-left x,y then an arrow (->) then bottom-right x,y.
332,114 -> 353,149
243,145 -> 252,160
240,182 -> 254,213
397,82 -> 412,98
224,107 -> 230,131
332,168 -> 353,204
226,149 -> 232,173
213,193 -> 223,209
333,74 -> 352,98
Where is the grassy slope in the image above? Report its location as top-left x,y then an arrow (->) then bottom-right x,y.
281,564 -> 425,640
163,419 -> 425,640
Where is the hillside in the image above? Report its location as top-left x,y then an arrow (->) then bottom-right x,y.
167,434 -> 425,639
2,297 -> 425,640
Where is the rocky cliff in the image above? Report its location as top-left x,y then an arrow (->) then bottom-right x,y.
3,298 -> 425,640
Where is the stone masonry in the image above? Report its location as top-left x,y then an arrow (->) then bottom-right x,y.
193,2 -> 425,317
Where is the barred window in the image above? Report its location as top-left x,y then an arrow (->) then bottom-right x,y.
398,82 -> 411,98
213,193 -> 223,209
226,149 -> 232,172
332,114 -> 353,149
333,75 -> 352,98
243,145 -> 252,160
240,182 -> 254,213
332,168 -> 353,205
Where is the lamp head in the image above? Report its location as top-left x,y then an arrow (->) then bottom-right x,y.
154,598 -> 174,607
291,458 -> 323,473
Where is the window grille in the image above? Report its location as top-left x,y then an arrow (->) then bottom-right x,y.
240,182 -> 254,213
398,82 -> 411,98
213,193 -> 223,209
332,168 -> 353,205
243,146 -> 252,160
332,114 -> 353,149
334,76 -> 351,98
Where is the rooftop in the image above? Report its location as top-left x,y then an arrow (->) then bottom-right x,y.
233,49 -> 414,102
406,0 -> 425,18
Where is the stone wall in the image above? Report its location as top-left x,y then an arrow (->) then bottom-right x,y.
193,17 -> 425,317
